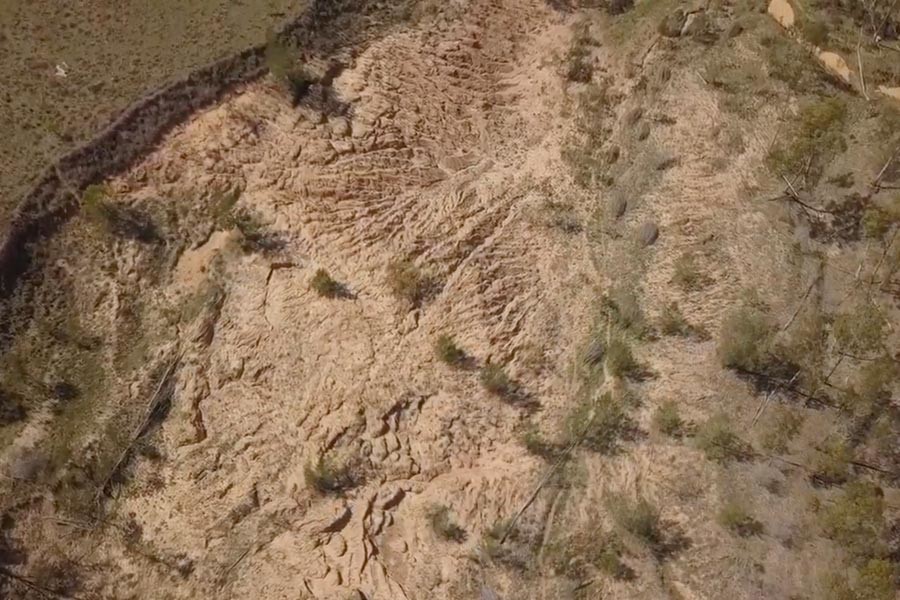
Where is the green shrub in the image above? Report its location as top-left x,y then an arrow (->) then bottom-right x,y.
759,405 -> 803,453
604,285 -> 645,335
672,253 -> 710,291
717,305 -> 773,372
427,505 -> 466,542
855,559 -> 898,600
653,400 -> 684,437
801,19 -> 829,47
717,499 -> 763,536
833,303 -> 887,354
521,424 -> 558,460
813,437 -> 853,486
660,302 -> 691,337
480,364 -> 514,398
304,456 -> 356,495
386,260 -> 432,307
821,481 -> 885,559
228,208 -> 280,252
265,34 -> 311,99
861,203 -> 899,240
545,529 -> 632,581
606,335 -> 639,378
607,494 -> 663,548
310,269 -> 342,298
567,393 -> 631,454
695,414 -> 747,462
766,97 -> 847,184
434,334 -> 466,367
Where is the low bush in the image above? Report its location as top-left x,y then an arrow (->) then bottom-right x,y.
310,269 -> 343,298
386,260 -> 432,307
304,455 -> 356,495
659,302 -> 691,337
717,499 -> 763,537
427,505 -> 466,542
695,414 -> 748,462
766,97 -> 847,184
759,405 -> 803,453
607,494 -> 663,548
672,252 -> 710,291
480,364 -> 515,398
812,437 -> 853,486
653,400 -> 684,437
833,303 -> 887,355
434,334 -> 466,367
717,305 -> 774,372
606,335 -> 639,378
821,480 -> 885,559
545,529 -> 633,581
567,392 -> 632,454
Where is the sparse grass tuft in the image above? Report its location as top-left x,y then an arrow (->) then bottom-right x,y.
427,504 -> 466,542
604,285 -> 646,336
304,455 -> 356,495
386,260 -> 433,307
434,334 -> 466,367
545,528 -> 633,581
717,499 -> 763,537
695,414 -> 748,463
659,302 -> 691,337
564,30 -> 594,83
653,400 -> 684,437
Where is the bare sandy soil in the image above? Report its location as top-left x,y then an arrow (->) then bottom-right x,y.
3,0 -> 900,599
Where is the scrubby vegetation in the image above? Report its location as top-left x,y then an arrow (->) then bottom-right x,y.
566,393 -> 632,454
717,304 -> 774,372
717,499 -> 763,537
427,504 -> 466,542
480,364 -> 515,398
310,269 -> 343,298
607,494 -> 663,549
434,334 -> 466,367
653,400 -> 684,437
386,260 -> 433,307
304,455 -> 357,495
695,414 -> 748,463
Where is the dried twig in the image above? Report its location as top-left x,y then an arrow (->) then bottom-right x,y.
781,276 -> 819,332
857,34 -> 870,100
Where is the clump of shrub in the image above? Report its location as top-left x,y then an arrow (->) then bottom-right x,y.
821,480 -> 885,559
82,184 -> 159,242
479,519 -> 537,570
847,357 -> 899,412
695,413 -> 748,462
833,302 -> 887,355
434,334 -> 466,367
861,197 -> 899,239
653,400 -> 684,437
567,393 -> 632,454
801,19 -> 829,47
310,269 -> 343,298
265,34 -> 312,100
607,494 -> 663,549
564,35 -> 593,83
304,455 -> 356,495
759,405 -> 803,453
480,364 -> 515,398
717,499 -> 763,537
812,437 -> 853,486
604,285 -> 646,335
545,529 -> 633,581
717,304 -> 774,372
427,504 -> 466,542
606,335 -> 639,378
386,260 -> 433,307
521,423 -> 559,460
659,302 -> 691,337
766,97 -> 847,184
227,208 -> 282,253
